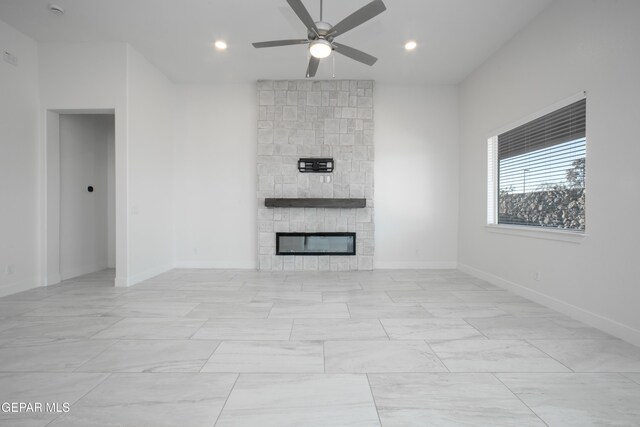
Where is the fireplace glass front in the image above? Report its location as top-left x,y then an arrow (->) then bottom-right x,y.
276,232 -> 356,256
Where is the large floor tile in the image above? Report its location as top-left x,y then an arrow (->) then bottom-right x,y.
430,339 -> 570,372
369,373 -> 544,426
325,340 -> 447,373
20,302 -> 116,317
201,341 -> 324,373
242,281 -> 303,291
48,373 -> 237,427
417,282 -> 485,291
291,319 -> 388,340
91,317 -> 206,340
529,339 -> 640,372
550,317 -> 615,339
0,372 -> 108,426
497,373 -> 640,426
107,301 -> 200,318
191,319 -> 293,340
301,281 -> 363,292
347,303 -> 432,319
182,271 -> 238,282
358,281 -> 421,291
0,338 -> 114,372
421,302 -> 509,318
452,290 -> 529,304
464,317 -> 581,339
322,291 -> 393,304
251,291 -> 323,303
120,290 -> 256,304
0,316 -> 122,340
0,301 -> 48,318
77,339 -> 220,372
380,318 -> 485,342
269,302 -> 350,318
495,302 -> 566,318
0,287 -> 61,302
386,290 -> 463,304
186,302 -> 273,319
624,372 -> 640,384
216,374 -> 380,427
179,281 -> 244,291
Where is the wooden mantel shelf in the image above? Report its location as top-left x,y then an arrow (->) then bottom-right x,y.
264,198 -> 366,208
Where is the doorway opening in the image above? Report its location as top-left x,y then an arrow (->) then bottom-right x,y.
45,110 -> 117,285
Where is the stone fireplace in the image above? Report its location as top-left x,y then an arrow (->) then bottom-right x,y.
256,79 -> 374,271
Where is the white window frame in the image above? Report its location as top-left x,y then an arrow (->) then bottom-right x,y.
486,92 -> 588,243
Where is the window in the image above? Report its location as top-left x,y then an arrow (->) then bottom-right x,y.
487,96 -> 586,232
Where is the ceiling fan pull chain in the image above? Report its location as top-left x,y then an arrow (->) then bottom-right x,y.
332,54 -> 336,79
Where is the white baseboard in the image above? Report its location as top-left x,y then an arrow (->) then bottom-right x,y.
174,261 -> 257,270
458,263 -> 640,347
124,264 -> 174,287
374,261 -> 458,270
47,274 -> 61,287
0,277 -> 40,298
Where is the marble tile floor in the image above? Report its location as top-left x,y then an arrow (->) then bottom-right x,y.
1,268 -> 640,426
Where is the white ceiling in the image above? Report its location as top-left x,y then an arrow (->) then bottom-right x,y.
0,0 -> 552,84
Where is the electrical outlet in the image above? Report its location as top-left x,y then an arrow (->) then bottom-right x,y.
3,51 -> 18,66
534,271 -> 541,281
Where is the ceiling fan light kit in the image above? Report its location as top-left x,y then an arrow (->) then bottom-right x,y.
309,39 -> 332,59
252,0 -> 387,78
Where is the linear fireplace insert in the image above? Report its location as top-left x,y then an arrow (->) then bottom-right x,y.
276,232 -> 356,256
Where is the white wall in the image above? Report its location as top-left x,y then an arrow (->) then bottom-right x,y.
39,42 -> 129,285
0,20 -> 39,297
39,43 -> 176,286
375,84 -> 459,269
125,46 -> 176,282
59,114 -> 114,279
107,122 -> 116,269
458,0 -> 640,344
173,84 -> 258,269
171,83 -> 460,270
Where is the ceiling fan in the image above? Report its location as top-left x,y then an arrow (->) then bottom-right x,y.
252,0 -> 387,78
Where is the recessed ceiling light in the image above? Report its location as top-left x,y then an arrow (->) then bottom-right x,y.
404,41 -> 417,51
214,40 -> 227,51
48,4 -> 65,15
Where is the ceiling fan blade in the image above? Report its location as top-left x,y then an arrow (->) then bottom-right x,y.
287,0 -> 319,34
333,43 -> 377,66
329,0 -> 386,37
252,39 -> 309,48
306,56 -> 320,78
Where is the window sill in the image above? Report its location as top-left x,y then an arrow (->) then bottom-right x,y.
485,224 -> 588,243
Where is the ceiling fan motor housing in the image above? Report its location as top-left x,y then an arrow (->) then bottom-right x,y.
308,21 -> 334,41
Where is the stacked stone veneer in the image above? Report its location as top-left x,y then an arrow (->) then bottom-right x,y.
256,79 -> 374,271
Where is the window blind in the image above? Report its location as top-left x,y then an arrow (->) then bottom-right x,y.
493,97 -> 586,231
498,98 -> 586,161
